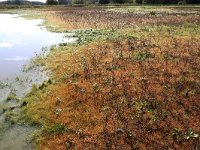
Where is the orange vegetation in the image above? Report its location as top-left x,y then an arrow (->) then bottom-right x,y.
28,35 -> 200,149
23,6 -> 200,150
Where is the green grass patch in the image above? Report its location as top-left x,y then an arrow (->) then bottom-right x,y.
45,123 -> 66,135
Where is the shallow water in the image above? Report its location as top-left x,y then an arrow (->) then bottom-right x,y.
0,13 -> 76,150
0,125 -> 36,150
0,13 -> 75,80
0,66 -> 50,150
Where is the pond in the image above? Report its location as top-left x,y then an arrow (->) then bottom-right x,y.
0,13 -> 75,81
0,13 -> 76,150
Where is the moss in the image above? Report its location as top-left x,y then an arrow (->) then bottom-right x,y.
45,123 -> 66,135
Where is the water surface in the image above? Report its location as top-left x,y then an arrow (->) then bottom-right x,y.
0,14 -> 74,80
0,13 -> 76,150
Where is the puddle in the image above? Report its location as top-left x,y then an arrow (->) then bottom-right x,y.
0,13 -> 76,150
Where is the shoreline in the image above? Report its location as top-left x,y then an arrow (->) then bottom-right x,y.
0,11 -> 77,150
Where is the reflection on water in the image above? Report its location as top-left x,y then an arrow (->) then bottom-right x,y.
0,13 -> 76,150
0,14 -> 75,80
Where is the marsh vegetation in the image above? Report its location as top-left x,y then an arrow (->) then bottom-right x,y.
12,6 -> 200,150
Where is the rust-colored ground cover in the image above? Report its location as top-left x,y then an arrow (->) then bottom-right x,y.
33,6 -> 200,30
23,6 -> 200,150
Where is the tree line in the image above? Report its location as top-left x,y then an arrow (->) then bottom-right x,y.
46,0 -> 200,5
136,0 -> 200,4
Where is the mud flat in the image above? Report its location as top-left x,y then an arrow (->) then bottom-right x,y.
0,65 -> 49,150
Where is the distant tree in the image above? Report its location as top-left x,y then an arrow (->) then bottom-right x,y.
135,0 -> 142,3
186,0 -> 200,3
136,0 -> 200,4
99,0 -> 110,4
58,0 -> 68,4
15,0 -> 21,5
163,0 -> 180,3
143,0 -> 180,4
113,0 -> 125,3
124,0 -> 133,3
46,0 -> 58,5
85,0 -> 98,4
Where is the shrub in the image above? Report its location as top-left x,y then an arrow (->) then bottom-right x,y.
46,0 -> 58,5
99,0 -> 110,4
186,0 -> 200,3
58,0 -> 69,4
113,0 -> 125,3
135,0 -> 142,3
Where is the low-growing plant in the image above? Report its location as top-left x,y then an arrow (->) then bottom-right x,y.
45,123 -> 66,134
133,51 -> 155,60
184,128 -> 199,140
